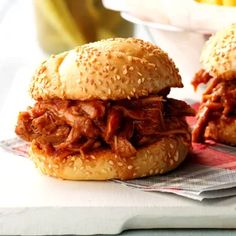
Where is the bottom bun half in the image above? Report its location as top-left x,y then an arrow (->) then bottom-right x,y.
205,119 -> 236,146
29,136 -> 190,180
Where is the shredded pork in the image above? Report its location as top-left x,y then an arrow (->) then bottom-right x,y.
192,70 -> 236,142
16,96 -> 195,158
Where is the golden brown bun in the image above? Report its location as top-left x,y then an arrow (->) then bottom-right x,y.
30,38 -> 183,101
200,24 -> 236,80
29,136 -> 189,180
205,118 -> 236,146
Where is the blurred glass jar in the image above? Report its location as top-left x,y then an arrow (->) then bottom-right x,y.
34,0 -> 133,54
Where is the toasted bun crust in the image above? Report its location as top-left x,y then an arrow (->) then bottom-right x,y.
200,24 -> 236,80
30,38 -> 183,101
29,136 -> 189,180
205,118 -> 236,146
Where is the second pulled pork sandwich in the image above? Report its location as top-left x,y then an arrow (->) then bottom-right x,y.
192,24 -> 236,145
15,38 -> 195,180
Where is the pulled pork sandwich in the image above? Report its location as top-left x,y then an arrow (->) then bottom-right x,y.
15,38 -> 195,180
192,24 -> 236,145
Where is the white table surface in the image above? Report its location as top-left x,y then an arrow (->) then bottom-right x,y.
1,148 -> 236,235
1,1 -> 236,235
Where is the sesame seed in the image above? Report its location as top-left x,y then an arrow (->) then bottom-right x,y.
108,160 -> 114,166
123,68 -> 128,75
138,79 -> 141,84
118,162 -> 123,166
170,144 -> 174,149
69,162 -> 74,167
128,165 -> 133,170
73,166 -> 77,171
149,63 -> 155,68
149,169 -> 154,175
142,89 -> 147,95
174,152 -> 179,162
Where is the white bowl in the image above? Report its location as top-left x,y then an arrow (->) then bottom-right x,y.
102,0 -> 236,99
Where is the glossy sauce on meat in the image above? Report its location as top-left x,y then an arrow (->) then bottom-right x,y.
192,69 -> 236,143
16,95 -> 195,158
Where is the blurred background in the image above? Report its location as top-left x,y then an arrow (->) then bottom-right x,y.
1,0 -> 236,115
0,0 -> 145,115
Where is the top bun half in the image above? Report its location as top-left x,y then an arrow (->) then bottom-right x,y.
30,38 -> 183,101
200,24 -> 236,80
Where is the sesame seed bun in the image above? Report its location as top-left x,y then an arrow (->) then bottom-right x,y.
29,136 -> 189,180
200,24 -> 236,80
30,38 -> 183,100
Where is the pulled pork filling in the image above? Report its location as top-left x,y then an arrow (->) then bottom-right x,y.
192,69 -> 236,142
16,95 -> 195,158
